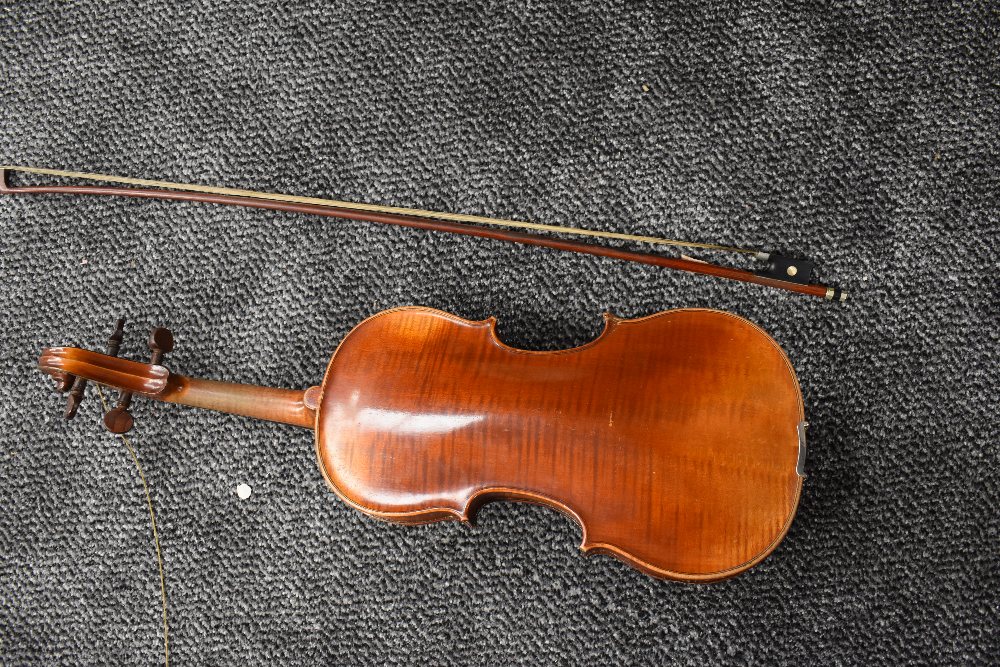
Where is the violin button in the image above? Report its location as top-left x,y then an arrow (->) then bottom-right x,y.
303,386 -> 322,411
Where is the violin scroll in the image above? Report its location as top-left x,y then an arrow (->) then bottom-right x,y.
41,318 -> 176,434
39,324 -> 317,431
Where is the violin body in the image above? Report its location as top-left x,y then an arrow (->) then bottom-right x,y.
316,307 -> 804,581
38,306 -> 806,582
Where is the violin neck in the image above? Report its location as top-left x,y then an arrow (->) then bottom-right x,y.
158,375 -> 316,429
37,346 -> 317,430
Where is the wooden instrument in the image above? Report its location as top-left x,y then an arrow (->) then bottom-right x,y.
39,307 -> 807,582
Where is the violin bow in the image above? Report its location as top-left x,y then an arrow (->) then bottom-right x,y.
0,165 -> 847,301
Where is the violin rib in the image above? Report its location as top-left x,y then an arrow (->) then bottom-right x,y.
315,307 -> 804,582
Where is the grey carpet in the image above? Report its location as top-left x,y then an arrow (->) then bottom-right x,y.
1,2 -> 997,665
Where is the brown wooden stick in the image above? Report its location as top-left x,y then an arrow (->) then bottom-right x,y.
157,375 -> 315,429
0,169 -> 836,299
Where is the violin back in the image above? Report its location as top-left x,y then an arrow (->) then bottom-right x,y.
315,307 -> 804,581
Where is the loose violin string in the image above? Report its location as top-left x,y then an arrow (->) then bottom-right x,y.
95,385 -> 170,667
1,165 -> 765,257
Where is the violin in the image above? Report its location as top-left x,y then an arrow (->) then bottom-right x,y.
39,307 -> 807,582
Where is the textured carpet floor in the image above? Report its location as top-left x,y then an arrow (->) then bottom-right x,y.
1,2 -> 997,665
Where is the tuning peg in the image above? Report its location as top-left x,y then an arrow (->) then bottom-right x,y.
102,326 -> 175,435
107,318 -> 125,356
65,318 -> 127,421
102,317 -> 136,434
148,327 -> 174,364
103,406 -> 135,434
50,371 -> 74,393
103,319 -> 140,435
64,377 -> 87,419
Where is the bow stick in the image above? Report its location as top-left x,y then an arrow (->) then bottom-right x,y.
0,165 -> 847,301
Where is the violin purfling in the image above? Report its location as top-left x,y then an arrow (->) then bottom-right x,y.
39,307 -> 807,582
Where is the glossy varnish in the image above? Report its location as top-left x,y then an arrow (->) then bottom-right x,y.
316,307 -> 804,581
38,307 -> 805,582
